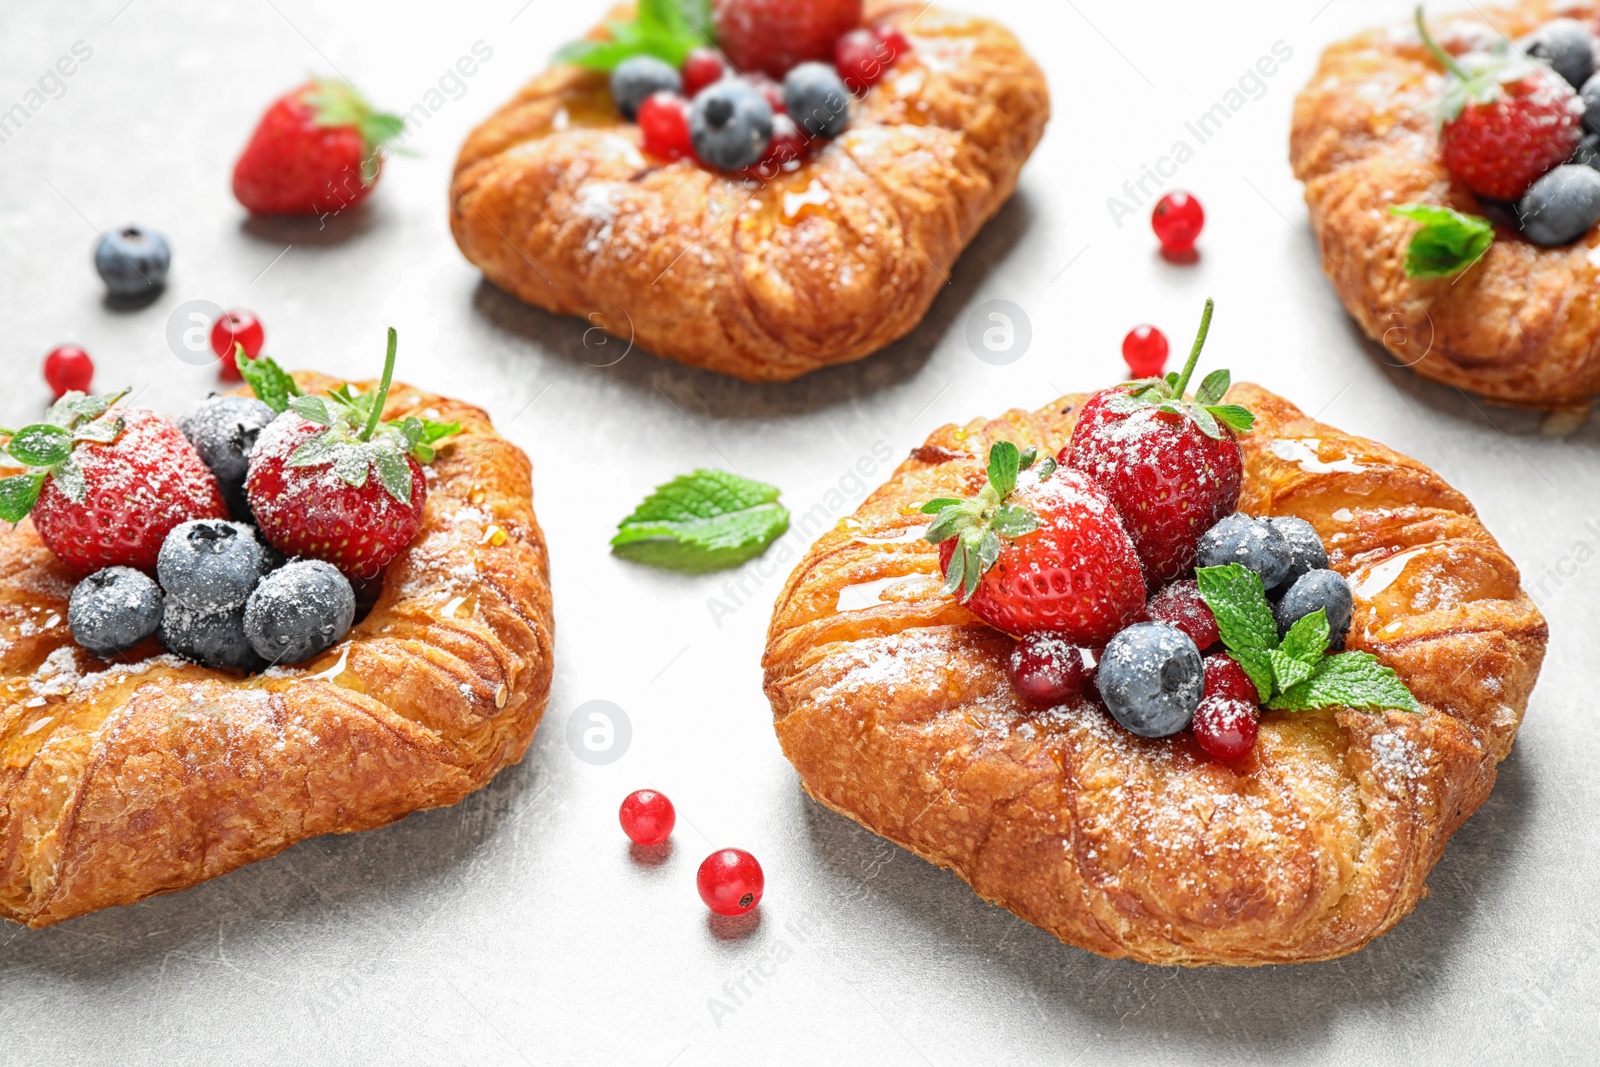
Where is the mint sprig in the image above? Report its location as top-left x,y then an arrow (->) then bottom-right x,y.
237,346 -> 300,413
919,442 -> 1054,600
611,468 -> 790,573
1108,299 -> 1255,439
1390,203 -> 1494,278
1195,562 -> 1421,713
555,0 -> 712,71
0,388 -> 129,521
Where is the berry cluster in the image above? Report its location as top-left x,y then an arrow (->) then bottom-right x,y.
617,789 -> 764,917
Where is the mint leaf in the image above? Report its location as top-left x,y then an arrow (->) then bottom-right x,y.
1269,652 -> 1422,713
6,424 -> 72,468
0,473 -> 45,523
239,351 -> 300,413
1390,203 -> 1494,279
1268,648 -> 1316,691
986,441 -> 1021,498
1279,608 -> 1330,665
1195,563 -> 1279,657
1228,648 -> 1275,704
611,469 -> 790,574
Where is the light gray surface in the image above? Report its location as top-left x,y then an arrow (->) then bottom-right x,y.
1,0 -> 1596,1063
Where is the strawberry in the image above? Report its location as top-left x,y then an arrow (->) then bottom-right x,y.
244,330 -> 459,580
712,0 -> 864,78
232,80 -> 405,216
0,392 -> 227,574
1063,299 -> 1252,584
1417,8 -> 1582,201
921,443 -> 1146,644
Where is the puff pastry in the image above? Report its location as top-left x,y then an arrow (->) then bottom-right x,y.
450,1 -> 1049,381
1291,0 -> 1600,411
0,373 -> 554,928
763,383 -> 1545,965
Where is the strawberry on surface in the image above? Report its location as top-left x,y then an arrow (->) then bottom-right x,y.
232,79 -> 405,216
922,443 -> 1146,644
712,0 -> 864,78
1063,299 -> 1253,584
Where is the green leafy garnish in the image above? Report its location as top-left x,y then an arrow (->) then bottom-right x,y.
919,442 -> 1055,601
1195,562 -> 1421,713
554,0 -> 712,71
1389,203 -> 1495,278
237,347 -> 301,413
1108,298 -> 1255,438
0,388 -> 129,521
611,468 -> 790,573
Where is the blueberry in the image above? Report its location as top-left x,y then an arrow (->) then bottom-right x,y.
1095,623 -> 1203,738
243,559 -> 356,666
1575,129 -> 1600,169
783,62 -> 851,138
689,79 -> 773,170
157,520 -> 270,614
176,396 -> 277,520
1267,516 -> 1328,586
1273,568 -> 1354,648
94,225 -> 170,301
68,567 -> 164,657
610,56 -> 682,122
1581,71 -> 1600,135
1520,18 -> 1595,89
1518,164 -> 1600,246
159,601 -> 262,672
1196,513 -> 1293,590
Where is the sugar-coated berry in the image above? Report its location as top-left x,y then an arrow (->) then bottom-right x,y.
689,79 -> 774,170
835,28 -> 898,93
1121,325 -> 1168,379
68,567 -> 164,657
1142,579 -> 1221,650
95,225 -> 170,301
1095,622 -> 1203,738
1151,192 -> 1204,253
619,789 -> 676,845
682,48 -> 726,98
1576,128 -> 1600,169
176,395 -> 277,521
697,848 -> 764,916
745,113 -> 806,179
1192,695 -> 1259,762
1203,654 -> 1258,704
611,56 -> 682,121
638,91 -> 694,160
1272,568 -> 1354,647
1007,633 -> 1085,705
160,600 -> 262,672
1196,513 -> 1293,590
44,345 -> 94,398
1519,18 -> 1595,90
157,520 -> 270,614
1265,516 -> 1327,586
211,309 -> 266,381
784,61 -> 851,138
1580,71 -> 1600,135
1518,164 -> 1600,246
243,559 -> 356,666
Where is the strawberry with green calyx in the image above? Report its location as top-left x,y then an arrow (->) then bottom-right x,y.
920,441 -> 1147,644
244,328 -> 460,580
1064,298 -> 1255,584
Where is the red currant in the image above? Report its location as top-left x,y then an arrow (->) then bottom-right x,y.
875,23 -> 911,62
835,29 -> 888,93
619,789 -> 676,845
211,309 -> 265,381
1152,191 -> 1204,254
1142,580 -> 1220,650
638,92 -> 693,160
745,114 -> 807,180
697,848 -> 764,916
1007,634 -> 1085,705
682,48 -> 726,98
748,73 -> 786,114
43,345 -> 94,398
1192,695 -> 1258,762
1121,324 -> 1169,379
1203,654 -> 1258,704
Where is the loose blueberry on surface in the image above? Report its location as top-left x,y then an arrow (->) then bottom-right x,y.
1519,18 -> 1595,90
159,600 -> 263,672
177,395 -> 277,520
68,567 -> 164,657
43,345 -> 94,398
210,309 -> 266,382
94,225 -> 170,301
1192,695 -> 1259,762
1151,192 -> 1204,255
1196,513 -> 1293,590
638,91 -> 695,160
1517,164 -> 1600,246
1272,568 -> 1354,647
619,789 -> 676,846
1203,653 -> 1258,704
1121,325 -> 1169,379
1266,515 -> 1328,586
682,48 -> 727,98
158,520 -> 269,614
689,79 -> 774,170
697,848 -> 764,916
784,61 -> 851,138
611,55 -> 683,121
1095,622 -> 1203,738
1581,71 -> 1600,135
1142,579 -> 1221,650
243,559 -> 356,666
1007,633 -> 1086,706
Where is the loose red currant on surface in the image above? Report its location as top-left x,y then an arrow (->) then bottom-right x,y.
1121,325 -> 1169,379
211,309 -> 265,381
1192,695 -> 1258,762
1007,633 -> 1085,705
697,848 -> 764,916
682,48 -> 726,98
43,345 -> 94,397
638,91 -> 694,160
1152,191 -> 1204,255
1203,654 -> 1258,704
619,789 -> 676,846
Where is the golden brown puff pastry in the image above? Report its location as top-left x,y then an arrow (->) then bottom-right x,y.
1291,0 -> 1600,412
449,2 -> 1049,382
763,383 -> 1546,965
0,373 -> 554,928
